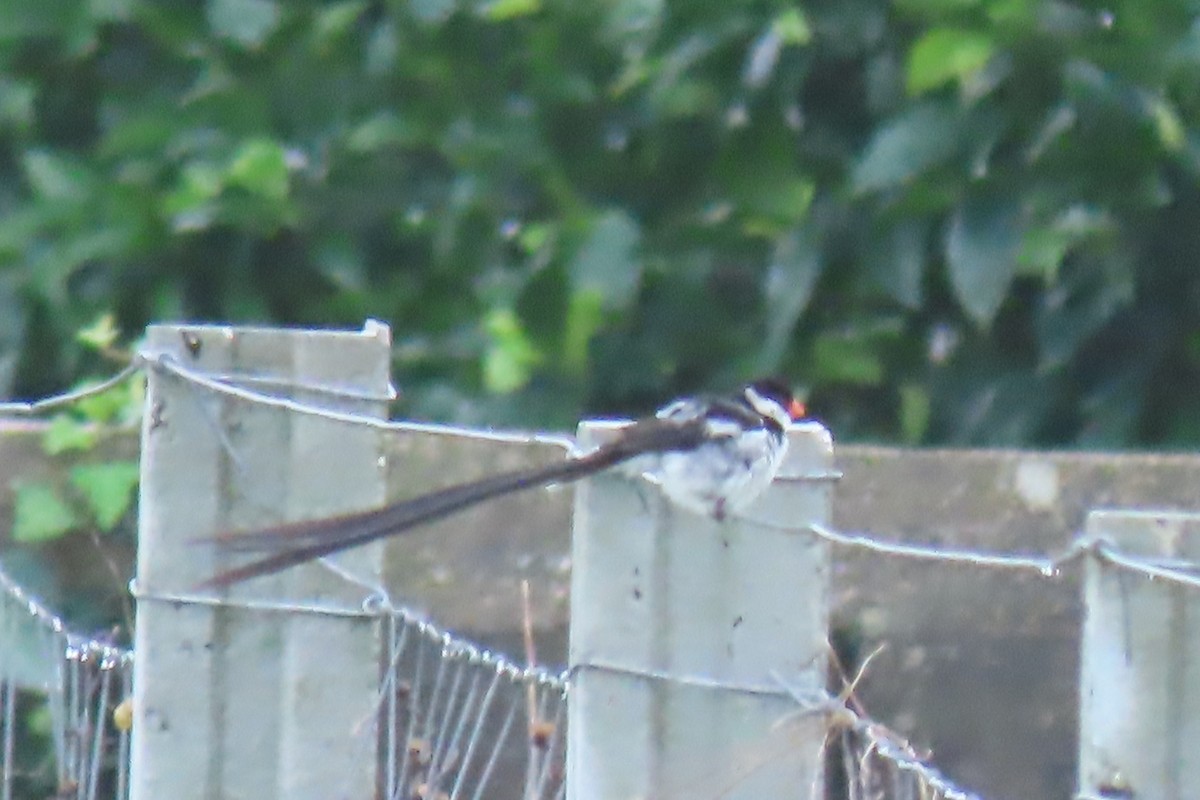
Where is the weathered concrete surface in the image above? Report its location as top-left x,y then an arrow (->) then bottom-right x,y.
828,447 -> 1200,800
375,438 -> 1200,800
377,429 -> 574,632
10,421 -> 1200,799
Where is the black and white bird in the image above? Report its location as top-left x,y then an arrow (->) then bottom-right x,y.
203,378 -> 804,587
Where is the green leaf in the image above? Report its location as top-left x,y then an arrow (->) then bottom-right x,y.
563,290 -> 605,373
1035,253 -> 1133,368
985,0 -> 1036,25
89,0 -> 135,22
0,208 -> 43,257
652,79 -> 719,118
346,112 -> 413,153
22,149 -> 90,201
484,0 -> 540,21
906,28 -> 996,95
482,308 -> 542,394
42,415 -> 97,455
76,312 -> 120,352
603,0 -> 664,48
759,223 -> 823,370
518,222 -> 554,254
1017,227 -> 1071,280
0,0 -> 77,41
1017,206 -> 1113,279
1148,95 -> 1185,152
0,77 -> 35,130
227,139 -> 290,200
899,384 -> 931,443
852,103 -> 964,193
208,0 -> 280,48
945,197 -> 1022,326
772,8 -> 812,45
29,229 -> 131,300
313,1 -> 366,43
366,18 -> 400,70
741,177 -> 815,234
812,335 -> 885,386
718,126 -> 816,231
865,220 -> 927,308
75,378 -> 136,423
69,461 -> 140,531
165,162 -> 223,230
569,210 -> 641,309
408,0 -> 456,25
895,0 -> 980,15
314,237 -> 366,291
12,483 -> 78,543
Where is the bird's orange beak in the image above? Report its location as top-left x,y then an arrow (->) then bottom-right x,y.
788,398 -> 806,421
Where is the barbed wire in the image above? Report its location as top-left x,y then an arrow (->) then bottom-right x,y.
784,687 -> 986,800
0,360 -> 143,417
804,521 -> 1094,576
4,355 -> 1200,605
747,515 -> 1200,594
806,522 -> 1200,594
2,562 -> 133,800
129,578 -> 567,691
4,356 -> 1200,640
6,345 -> 1200,800
0,564 -> 132,668
138,353 -> 1200,592
145,348 -> 577,450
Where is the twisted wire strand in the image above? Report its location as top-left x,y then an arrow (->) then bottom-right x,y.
7,355 -> 1200,800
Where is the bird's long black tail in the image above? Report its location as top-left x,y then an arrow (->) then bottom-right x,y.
200,439 -> 638,588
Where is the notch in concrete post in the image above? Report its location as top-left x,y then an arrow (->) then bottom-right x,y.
131,322 -> 392,800
1079,510 -> 1200,800
566,421 -> 833,800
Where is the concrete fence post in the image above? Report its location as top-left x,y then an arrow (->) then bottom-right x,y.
566,421 -> 833,799
1079,510 -> 1200,800
131,322 -> 392,800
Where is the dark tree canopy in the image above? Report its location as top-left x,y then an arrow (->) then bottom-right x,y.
3,0 -> 1200,446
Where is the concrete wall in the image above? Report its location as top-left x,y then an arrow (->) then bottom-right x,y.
375,434 -> 1200,800
830,447 -> 1200,800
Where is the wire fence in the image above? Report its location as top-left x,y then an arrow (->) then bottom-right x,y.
374,605 -> 567,800
3,348 -> 1200,799
836,708 -> 984,800
0,559 -> 984,800
0,567 -> 132,800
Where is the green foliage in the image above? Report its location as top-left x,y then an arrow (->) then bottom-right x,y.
13,398 -> 140,541
906,28 -> 996,95
69,460 -> 140,531
2,0 -> 1200,445
483,307 -> 541,393
12,482 -> 78,543
7,314 -> 142,544
41,414 -> 97,454
945,196 -> 1021,325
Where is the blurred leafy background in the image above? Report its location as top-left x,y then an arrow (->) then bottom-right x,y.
4,0 -> 1200,446
2,2 -> 1199,793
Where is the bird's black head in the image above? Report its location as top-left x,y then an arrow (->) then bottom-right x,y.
745,378 -> 805,424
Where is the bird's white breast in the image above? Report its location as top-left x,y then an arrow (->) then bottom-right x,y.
649,427 -> 787,518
